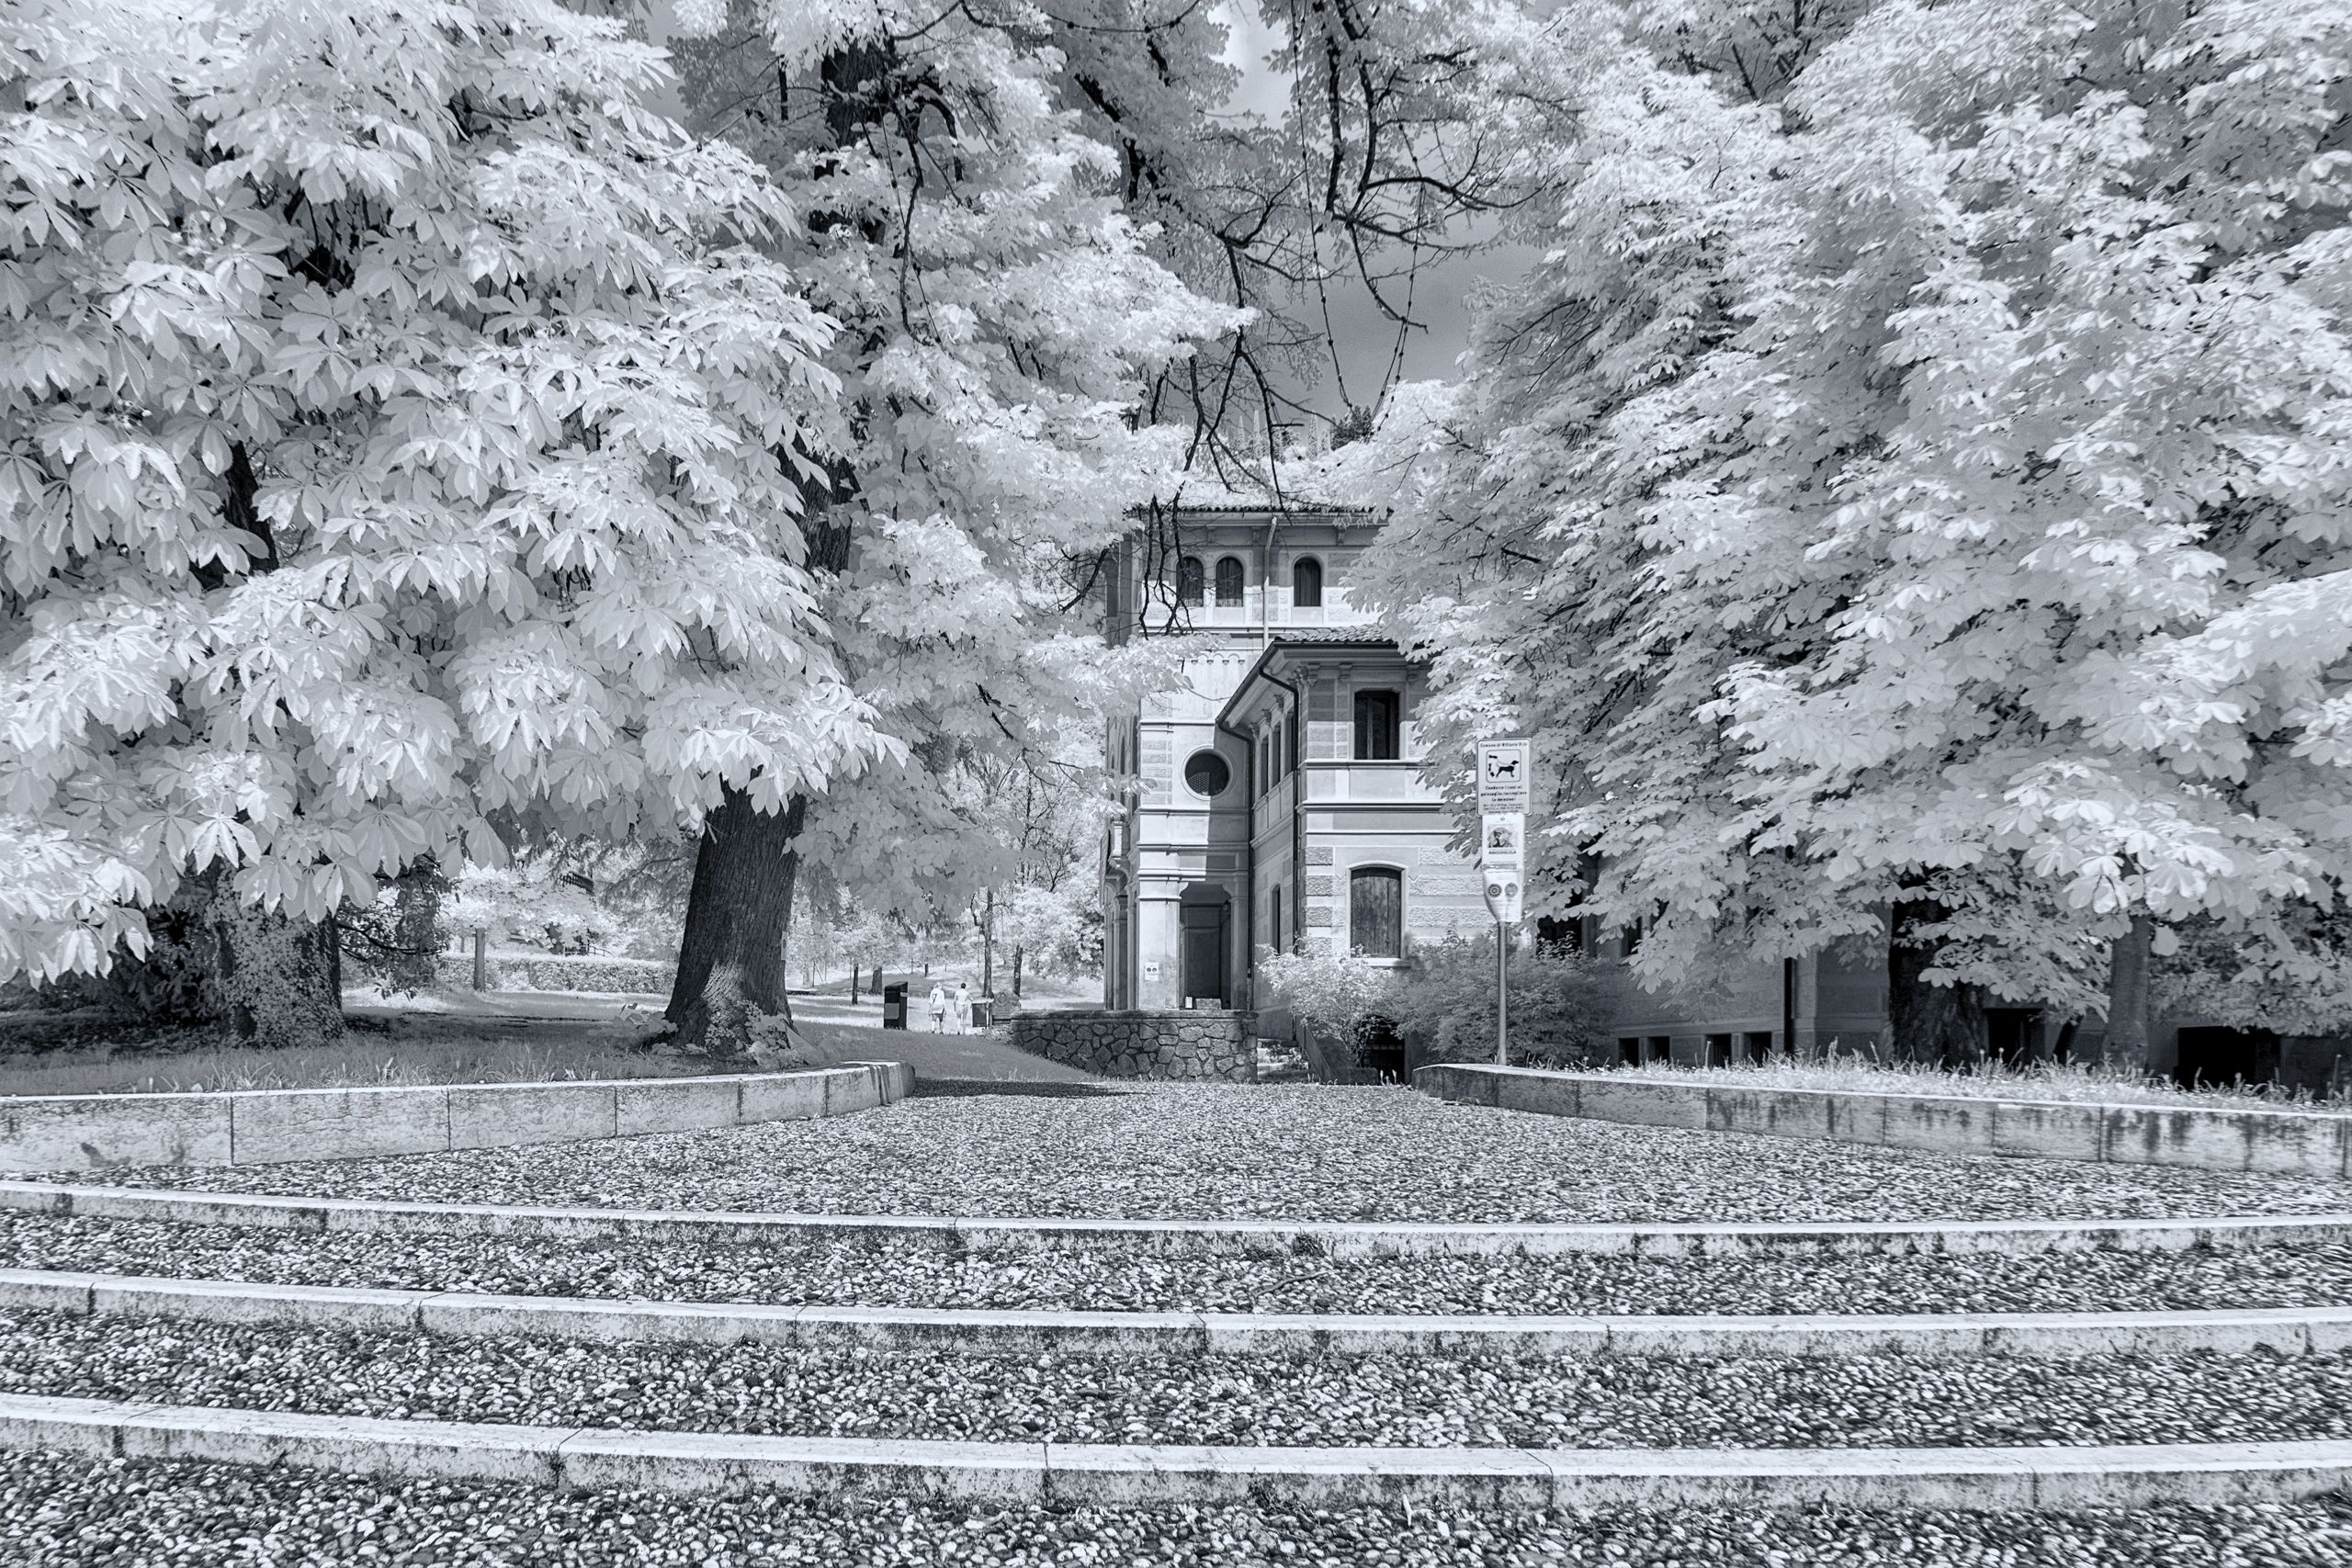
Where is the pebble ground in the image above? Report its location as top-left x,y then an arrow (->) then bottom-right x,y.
6,1309 -> 2352,1450
22,1085 -> 2352,1223
8,1211 -> 2352,1316
5,1451 -> 2350,1567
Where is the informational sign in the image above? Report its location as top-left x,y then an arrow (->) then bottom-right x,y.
1481,873 -> 1523,925
1478,812 -> 1523,871
1475,739 -> 1532,814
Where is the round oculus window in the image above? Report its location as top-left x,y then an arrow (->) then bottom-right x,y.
1182,750 -> 1232,797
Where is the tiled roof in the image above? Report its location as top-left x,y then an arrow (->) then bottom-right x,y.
1267,626 -> 1390,644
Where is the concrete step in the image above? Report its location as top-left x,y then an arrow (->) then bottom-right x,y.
10,1180 -> 2346,1258
1251,1037 -> 1312,1083
5,1393 -> 2349,1509
12,1266 -> 2352,1358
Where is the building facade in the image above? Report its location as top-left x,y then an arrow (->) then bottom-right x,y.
1099,506 -> 1487,1015
1100,508 -> 2343,1092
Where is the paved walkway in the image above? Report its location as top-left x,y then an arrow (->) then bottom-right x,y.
786,996 -> 1099,1084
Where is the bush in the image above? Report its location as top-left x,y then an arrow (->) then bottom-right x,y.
413,953 -> 674,995
502,955 -> 675,994
1386,933 -> 1621,1066
1256,946 -> 1406,1075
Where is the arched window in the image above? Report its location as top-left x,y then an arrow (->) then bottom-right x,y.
1176,555 -> 1204,606
1293,556 -> 1323,608
1215,555 -> 1246,607
1349,867 -> 1404,959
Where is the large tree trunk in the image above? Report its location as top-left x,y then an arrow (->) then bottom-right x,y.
389,856 -> 446,992
188,866 -> 345,1049
666,792 -> 807,1058
1886,895 -> 1986,1066
665,44 -> 887,1055
85,867 -> 341,1047
2103,913 -> 2156,1074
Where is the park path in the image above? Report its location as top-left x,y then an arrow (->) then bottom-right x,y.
786,993 -> 1099,1084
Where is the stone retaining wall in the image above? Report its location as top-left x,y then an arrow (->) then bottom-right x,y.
1009,1010 -> 1254,1081
0,1061 -> 911,1173
1417,1065 -> 2352,1180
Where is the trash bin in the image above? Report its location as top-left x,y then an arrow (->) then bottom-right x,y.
967,998 -> 992,1032
881,982 -> 909,1031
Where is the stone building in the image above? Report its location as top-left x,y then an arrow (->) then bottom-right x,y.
1094,506 -> 2342,1092
1098,505 -> 1487,1019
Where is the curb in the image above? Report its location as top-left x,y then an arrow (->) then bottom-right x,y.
0,1062 -> 914,1174
6,1182 -> 2347,1258
7,1267 -> 2352,1359
6,1393 -> 2351,1508
1417,1065 -> 2352,1181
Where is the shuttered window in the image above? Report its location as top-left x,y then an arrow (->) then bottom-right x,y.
1349,867 -> 1403,959
1294,557 -> 1323,607
1215,556 -> 1245,606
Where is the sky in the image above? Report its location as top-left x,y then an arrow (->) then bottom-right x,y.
644,1 -> 1527,423
1215,5 -> 1533,422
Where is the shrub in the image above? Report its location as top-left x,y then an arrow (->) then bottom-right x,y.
1388,933 -> 1622,1066
1256,947 -> 1406,1073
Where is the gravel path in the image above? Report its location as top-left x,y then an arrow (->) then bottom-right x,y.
5,1452 -> 2352,1567
10,1213 -> 2352,1317
24,1086 -> 2352,1224
8,1308 -> 2352,1450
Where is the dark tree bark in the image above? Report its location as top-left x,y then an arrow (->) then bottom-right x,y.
663,43 -> 889,1056
81,866 -> 340,1047
184,865 -> 344,1048
666,793 -> 808,1057
980,888 -> 995,996
2103,913 -> 2156,1074
388,856 -> 447,992
1886,895 -> 1986,1066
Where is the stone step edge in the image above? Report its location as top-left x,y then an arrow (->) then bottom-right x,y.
8,1267 -> 2352,1359
6,1393 -> 2350,1509
6,1181 -> 2346,1258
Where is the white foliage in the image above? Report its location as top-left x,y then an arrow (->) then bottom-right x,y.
0,0 -> 879,983
1367,0 -> 2352,1012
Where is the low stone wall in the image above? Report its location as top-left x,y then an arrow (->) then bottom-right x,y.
1010,1010 -> 1255,1081
0,1061 -> 911,1174
1416,1065 -> 2352,1180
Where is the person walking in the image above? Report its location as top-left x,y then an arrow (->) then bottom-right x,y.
927,981 -> 948,1033
952,980 -> 971,1035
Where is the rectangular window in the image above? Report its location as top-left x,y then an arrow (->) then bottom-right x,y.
1645,1036 -> 1672,1065
1352,689 -> 1401,761
1270,885 -> 1284,957
1349,867 -> 1403,960
1704,1033 -> 1733,1067
1617,1036 -> 1641,1066
1742,1031 -> 1775,1063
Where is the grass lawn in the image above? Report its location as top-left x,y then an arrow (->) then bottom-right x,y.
0,984 -> 1093,1097
1584,1056 -> 2350,1111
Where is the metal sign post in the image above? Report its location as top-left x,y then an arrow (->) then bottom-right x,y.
1476,739 -> 1532,1067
